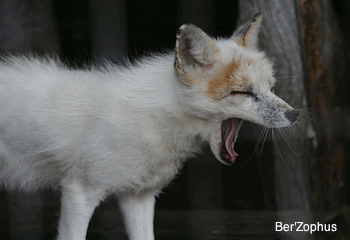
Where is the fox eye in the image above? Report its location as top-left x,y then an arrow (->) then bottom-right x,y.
230,91 -> 253,96
230,91 -> 259,101
271,87 -> 275,93
230,85 -> 255,97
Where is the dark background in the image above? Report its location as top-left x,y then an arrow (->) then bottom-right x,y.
54,0 -> 238,62
0,0 -> 350,239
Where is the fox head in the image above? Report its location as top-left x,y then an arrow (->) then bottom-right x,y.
174,13 -> 299,165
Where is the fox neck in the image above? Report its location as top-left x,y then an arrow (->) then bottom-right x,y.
123,53 -> 213,156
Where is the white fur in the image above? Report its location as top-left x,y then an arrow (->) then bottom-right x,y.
0,54 -> 209,240
0,14 -> 298,240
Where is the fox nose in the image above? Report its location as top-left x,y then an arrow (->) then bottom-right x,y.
285,110 -> 299,123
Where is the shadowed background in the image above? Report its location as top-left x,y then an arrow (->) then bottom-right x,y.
0,0 -> 349,239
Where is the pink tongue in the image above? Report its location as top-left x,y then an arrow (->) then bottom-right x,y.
224,119 -> 239,162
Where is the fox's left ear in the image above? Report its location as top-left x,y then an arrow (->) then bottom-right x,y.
232,13 -> 262,49
175,24 -> 219,85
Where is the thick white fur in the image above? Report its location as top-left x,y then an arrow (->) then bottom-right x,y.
0,54 -> 209,240
0,14 -> 297,240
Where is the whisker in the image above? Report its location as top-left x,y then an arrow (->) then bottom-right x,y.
272,129 -> 291,173
295,107 -> 334,128
284,124 -> 307,141
260,127 -> 269,155
257,127 -> 268,146
278,128 -> 303,157
241,126 -> 268,168
291,122 -> 308,137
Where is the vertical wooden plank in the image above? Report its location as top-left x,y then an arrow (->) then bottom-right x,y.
297,0 -> 348,211
237,1 -> 314,239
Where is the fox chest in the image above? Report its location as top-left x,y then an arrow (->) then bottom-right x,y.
119,124 -> 201,192
127,156 -> 184,193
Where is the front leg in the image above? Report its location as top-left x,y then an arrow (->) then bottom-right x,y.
57,180 -> 103,240
118,191 -> 156,240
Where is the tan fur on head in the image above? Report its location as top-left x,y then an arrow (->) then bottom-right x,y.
174,14 -> 263,88
206,59 -> 241,100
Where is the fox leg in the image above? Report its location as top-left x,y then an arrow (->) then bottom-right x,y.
57,180 -> 103,240
118,191 -> 156,240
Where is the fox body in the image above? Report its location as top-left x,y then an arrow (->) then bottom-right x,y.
0,13 -> 298,240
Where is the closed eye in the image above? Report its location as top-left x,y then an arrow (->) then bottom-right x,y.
230,91 -> 259,101
230,91 -> 254,96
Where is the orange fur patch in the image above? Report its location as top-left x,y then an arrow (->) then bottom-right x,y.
206,59 -> 249,100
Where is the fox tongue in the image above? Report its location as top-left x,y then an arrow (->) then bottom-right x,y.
221,119 -> 239,164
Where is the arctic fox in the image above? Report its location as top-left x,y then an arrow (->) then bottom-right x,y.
0,13 -> 298,240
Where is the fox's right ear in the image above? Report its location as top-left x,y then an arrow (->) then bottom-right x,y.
174,24 -> 219,85
232,13 -> 262,49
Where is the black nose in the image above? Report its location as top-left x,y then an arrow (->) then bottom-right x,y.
285,110 -> 299,123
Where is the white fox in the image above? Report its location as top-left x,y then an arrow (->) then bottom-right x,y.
0,13 -> 298,240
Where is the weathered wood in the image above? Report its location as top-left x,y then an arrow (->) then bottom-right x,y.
297,0 -> 348,211
238,1 -> 314,239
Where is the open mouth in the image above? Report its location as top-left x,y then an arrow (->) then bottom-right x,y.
220,118 -> 243,165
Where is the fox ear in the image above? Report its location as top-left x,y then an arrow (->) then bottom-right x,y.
232,13 -> 262,48
174,24 -> 219,85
